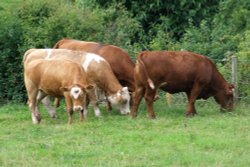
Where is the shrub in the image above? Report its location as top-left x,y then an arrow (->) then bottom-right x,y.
0,12 -> 25,103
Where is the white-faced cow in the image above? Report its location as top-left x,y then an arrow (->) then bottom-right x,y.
24,49 -> 131,117
131,51 -> 234,118
53,38 -> 135,92
23,57 -> 93,124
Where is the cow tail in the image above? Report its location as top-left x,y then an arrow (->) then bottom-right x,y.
137,52 -> 155,89
53,40 -> 61,49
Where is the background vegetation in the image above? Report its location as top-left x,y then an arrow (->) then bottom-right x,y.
0,0 -> 249,103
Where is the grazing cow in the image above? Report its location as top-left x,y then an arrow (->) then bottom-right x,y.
131,51 -> 234,118
24,49 -> 131,116
53,38 -> 135,92
23,58 -> 93,124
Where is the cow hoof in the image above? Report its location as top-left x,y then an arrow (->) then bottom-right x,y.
131,112 -> 137,118
185,112 -> 197,117
52,114 -> 58,119
153,95 -> 160,101
149,114 -> 156,119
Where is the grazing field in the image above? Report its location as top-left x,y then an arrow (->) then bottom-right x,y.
0,98 -> 249,167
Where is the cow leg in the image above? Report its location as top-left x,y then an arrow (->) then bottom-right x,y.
80,110 -> 84,122
29,90 -> 41,124
131,87 -> 145,118
83,95 -> 89,117
41,96 -> 58,118
54,97 -> 61,108
186,83 -> 203,116
87,90 -> 101,117
25,80 -> 41,124
65,96 -> 73,124
90,98 -> 101,117
107,100 -> 112,112
145,88 -> 157,119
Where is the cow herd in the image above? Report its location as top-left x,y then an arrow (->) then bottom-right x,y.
23,38 -> 234,124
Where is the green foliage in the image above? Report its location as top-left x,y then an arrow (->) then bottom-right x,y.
0,0 -> 142,102
0,11 -> 25,103
95,0 -> 220,39
178,0 -> 250,61
0,0 -> 249,102
236,30 -> 250,98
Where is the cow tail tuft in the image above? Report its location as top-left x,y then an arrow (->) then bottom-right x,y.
147,78 -> 155,89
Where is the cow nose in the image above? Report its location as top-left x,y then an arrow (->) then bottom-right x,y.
74,106 -> 83,112
120,108 -> 131,115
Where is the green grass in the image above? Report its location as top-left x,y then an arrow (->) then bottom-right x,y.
0,98 -> 249,167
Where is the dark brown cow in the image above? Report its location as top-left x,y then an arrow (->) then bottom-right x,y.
131,51 -> 234,118
53,38 -> 135,92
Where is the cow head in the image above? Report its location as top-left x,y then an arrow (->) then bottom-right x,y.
61,84 -> 94,112
214,83 -> 234,111
108,87 -> 131,114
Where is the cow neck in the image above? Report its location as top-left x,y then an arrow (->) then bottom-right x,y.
102,77 -> 122,96
211,68 -> 228,94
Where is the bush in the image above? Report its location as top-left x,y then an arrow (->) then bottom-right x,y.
236,31 -> 250,99
0,12 -> 25,103
0,0 -> 142,103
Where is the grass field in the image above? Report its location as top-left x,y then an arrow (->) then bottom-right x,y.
0,98 -> 249,167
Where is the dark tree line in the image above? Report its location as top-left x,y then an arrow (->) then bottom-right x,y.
0,0 -> 249,103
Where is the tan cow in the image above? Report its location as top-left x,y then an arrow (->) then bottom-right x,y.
24,49 -> 131,117
23,57 -> 93,124
132,51 -> 234,118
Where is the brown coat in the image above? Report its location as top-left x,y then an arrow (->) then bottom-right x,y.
132,51 -> 234,118
53,38 -> 135,92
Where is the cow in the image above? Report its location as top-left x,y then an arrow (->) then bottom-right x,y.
53,38 -> 136,92
131,51 -> 234,118
23,57 -> 93,124
24,49 -> 131,117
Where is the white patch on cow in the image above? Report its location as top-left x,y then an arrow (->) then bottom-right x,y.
82,53 -> 105,71
45,49 -> 52,60
31,113 -> 39,124
108,87 -> 131,114
70,86 -> 82,99
148,78 -> 155,89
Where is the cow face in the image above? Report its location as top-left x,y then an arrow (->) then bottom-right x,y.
108,87 -> 131,114
214,84 -> 234,111
62,84 -> 94,112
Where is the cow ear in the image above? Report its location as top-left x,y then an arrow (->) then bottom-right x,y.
85,84 -> 94,90
226,84 -> 235,95
60,86 -> 70,92
77,84 -> 94,93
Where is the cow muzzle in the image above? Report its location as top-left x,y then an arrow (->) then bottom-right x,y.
73,106 -> 83,112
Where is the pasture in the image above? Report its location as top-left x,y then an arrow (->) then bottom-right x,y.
0,98 -> 249,167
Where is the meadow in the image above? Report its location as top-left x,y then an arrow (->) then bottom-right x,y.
0,98 -> 249,167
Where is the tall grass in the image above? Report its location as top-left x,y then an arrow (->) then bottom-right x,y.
0,98 -> 249,167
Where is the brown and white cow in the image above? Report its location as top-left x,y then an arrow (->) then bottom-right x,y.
131,51 -> 234,118
53,38 -> 136,92
24,49 -> 131,116
23,57 -> 93,124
